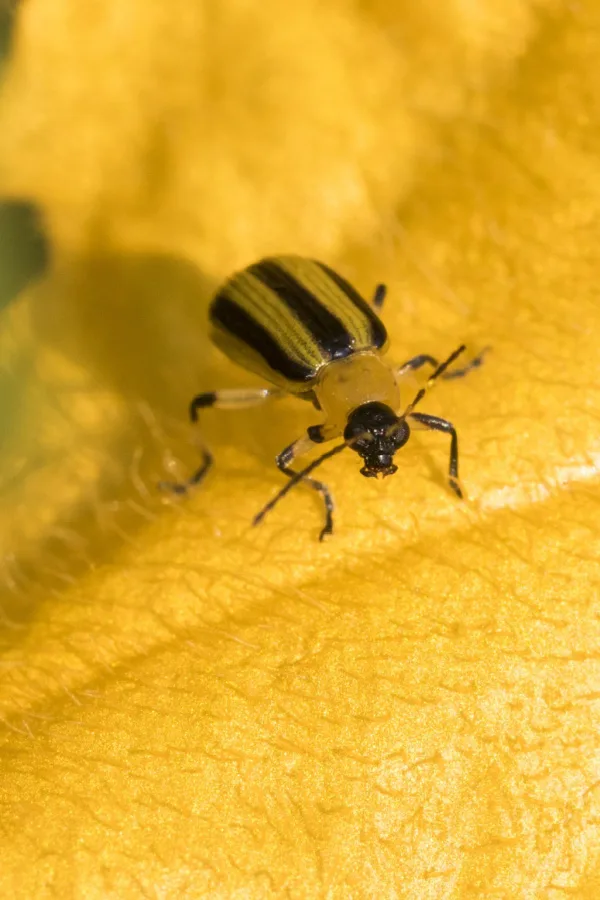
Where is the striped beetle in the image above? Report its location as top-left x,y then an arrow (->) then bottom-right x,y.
163,256 -> 486,540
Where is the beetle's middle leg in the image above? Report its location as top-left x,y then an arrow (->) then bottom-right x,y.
161,387 -> 283,494
396,347 -> 489,381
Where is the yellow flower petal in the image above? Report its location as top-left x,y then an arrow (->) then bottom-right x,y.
1,1 -> 599,897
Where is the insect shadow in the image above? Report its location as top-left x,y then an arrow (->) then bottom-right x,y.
1,250 -> 263,639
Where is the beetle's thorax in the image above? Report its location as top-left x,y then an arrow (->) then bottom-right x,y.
314,352 -> 400,440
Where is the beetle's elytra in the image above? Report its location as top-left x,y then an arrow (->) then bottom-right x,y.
163,255 -> 487,540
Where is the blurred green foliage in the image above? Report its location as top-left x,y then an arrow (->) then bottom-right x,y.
0,5 -> 50,312
0,3 -> 15,74
0,201 -> 49,312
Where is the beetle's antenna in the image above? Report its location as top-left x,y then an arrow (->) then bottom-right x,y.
401,344 -> 467,418
253,440 -> 351,529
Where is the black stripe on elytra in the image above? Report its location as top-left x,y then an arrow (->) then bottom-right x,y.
315,261 -> 388,350
210,293 -> 315,383
247,259 -> 354,359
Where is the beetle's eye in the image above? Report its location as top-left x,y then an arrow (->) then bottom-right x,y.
343,420 -> 370,446
389,420 -> 410,450
350,433 -> 374,452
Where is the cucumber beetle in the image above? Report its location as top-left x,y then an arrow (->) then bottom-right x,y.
163,256 -> 487,540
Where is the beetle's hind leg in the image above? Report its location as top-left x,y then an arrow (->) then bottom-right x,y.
372,283 -> 387,310
274,434 -> 335,541
160,387 -> 282,495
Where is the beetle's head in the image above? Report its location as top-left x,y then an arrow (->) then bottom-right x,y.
343,401 -> 410,478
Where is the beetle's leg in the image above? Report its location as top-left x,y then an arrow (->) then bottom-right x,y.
270,433 -> 335,541
408,412 -> 463,499
189,388 -> 283,420
163,446 -> 214,494
372,283 -> 387,310
161,387 -> 283,494
396,347 -> 489,380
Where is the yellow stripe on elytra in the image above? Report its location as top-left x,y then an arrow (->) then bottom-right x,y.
277,257 -> 373,348
225,272 -> 325,370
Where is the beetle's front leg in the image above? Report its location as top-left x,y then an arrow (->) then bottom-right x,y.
408,412 -> 463,498
253,426 -> 336,541
276,432 -> 335,541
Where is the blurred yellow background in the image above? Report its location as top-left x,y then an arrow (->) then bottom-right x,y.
1,0 -> 600,896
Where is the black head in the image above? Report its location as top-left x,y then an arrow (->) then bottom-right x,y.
343,401 -> 410,478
